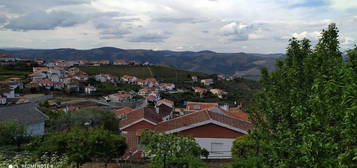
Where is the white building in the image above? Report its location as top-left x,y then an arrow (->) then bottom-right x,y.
85,85 -> 96,94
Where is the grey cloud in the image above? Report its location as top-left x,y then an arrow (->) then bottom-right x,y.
0,14 -> 8,25
127,32 -> 171,43
4,10 -> 89,31
0,0 -> 90,13
155,17 -> 205,24
92,15 -> 134,39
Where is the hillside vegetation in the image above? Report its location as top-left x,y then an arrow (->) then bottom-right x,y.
0,48 -> 280,79
80,65 -> 260,107
0,63 -> 32,81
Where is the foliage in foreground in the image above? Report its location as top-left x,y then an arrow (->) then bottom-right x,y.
27,128 -> 127,166
141,129 -> 207,168
0,153 -> 75,168
0,121 -> 26,147
236,23 -> 357,167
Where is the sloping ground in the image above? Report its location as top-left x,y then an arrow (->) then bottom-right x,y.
80,65 -> 208,82
0,47 -> 279,80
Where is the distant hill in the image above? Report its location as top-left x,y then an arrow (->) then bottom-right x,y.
0,47 -> 281,80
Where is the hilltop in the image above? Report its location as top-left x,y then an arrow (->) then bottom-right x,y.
0,47 -> 280,80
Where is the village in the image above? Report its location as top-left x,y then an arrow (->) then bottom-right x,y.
0,54 -> 252,165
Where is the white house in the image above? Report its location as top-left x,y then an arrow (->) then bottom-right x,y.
121,75 -> 138,83
201,78 -> 214,86
0,96 -> 6,105
0,87 -> 15,98
159,83 -> 175,91
85,85 -> 96,94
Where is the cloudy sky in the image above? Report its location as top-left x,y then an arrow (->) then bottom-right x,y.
0,0 -> 356,53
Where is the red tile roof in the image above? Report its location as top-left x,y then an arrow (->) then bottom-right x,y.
114,59 -> 126,63
122,75 -> 136,79
39,79 -> 53,85
112,107 -> 134,116
29,72 -> 44,77
119,107 -> 162,129
224,111 -> 250,122
192,87 -> 207,93
186,102 -> 219,112
157,99 -> 174,106
145,78 -> 157,83
0,54 -> 13,58
153,110 -> 252,133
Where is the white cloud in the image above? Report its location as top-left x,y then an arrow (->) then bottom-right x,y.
291,31 -> 321,40
328,0 -> 357,10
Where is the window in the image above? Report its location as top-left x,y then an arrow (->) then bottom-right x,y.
211,143 -> 223,154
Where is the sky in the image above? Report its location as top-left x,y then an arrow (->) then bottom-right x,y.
0,0 -> 356,53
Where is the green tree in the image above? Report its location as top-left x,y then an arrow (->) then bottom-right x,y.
46,109 -> 119,133
27,128 -> 127,168
141,129 -> 207,168
347,46 -> 357,73
0,121 -> 26,151
245,23 -> 357,167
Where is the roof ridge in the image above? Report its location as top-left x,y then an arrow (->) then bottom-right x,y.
187,101 -> 219,105
157,110 -> 205,124
208,110 -> 251,124
206,110 -> 212,120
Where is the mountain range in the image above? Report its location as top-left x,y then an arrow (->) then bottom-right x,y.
0,47 -> 282,80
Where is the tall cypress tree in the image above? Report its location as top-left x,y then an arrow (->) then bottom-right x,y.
249,24 -> 357,167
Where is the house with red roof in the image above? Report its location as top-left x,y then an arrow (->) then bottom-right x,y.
29,72 -> 47,81
84,85 -> 96,95
113,59 -> 128,65
121,75 -> 138,83
119,106 -> 253,160
138,88 -> 153,96
153,109 -> 252,159
201,78 -> 214,86
112,107 -> 134,119
53,82 -> 65,90
95,74 -> 118,83
135,79 -> 145,86
144,78 -> 159,88
159,83 -> 175,91
186,101 -> 219,113
98,60 -> 110,65
192,87 -> 207,97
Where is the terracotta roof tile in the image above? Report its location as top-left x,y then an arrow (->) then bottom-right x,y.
112,107 -> 134,116
157,99 -> 174,106
154,110 -> 253,133
186,102 -> 219,112
119,107 -> 162,129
